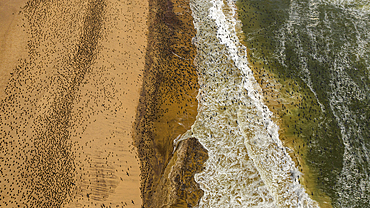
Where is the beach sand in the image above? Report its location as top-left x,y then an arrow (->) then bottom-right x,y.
0,0 -> 148,207
0,0 -> 29,99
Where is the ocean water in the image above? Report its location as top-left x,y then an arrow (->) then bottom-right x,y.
175,0 -> 370,207
237,0 -> 370,207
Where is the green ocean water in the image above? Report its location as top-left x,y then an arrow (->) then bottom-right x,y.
236,0 -> 370,207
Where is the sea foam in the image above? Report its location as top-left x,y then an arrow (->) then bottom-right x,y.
175,0 -> 320,207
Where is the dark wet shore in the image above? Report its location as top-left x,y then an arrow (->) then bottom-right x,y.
132,0 -> 208,207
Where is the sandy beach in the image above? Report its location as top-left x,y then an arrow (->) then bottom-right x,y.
1,0 -> 148,207
0,0 -> 208,207
0,0 -> 29,99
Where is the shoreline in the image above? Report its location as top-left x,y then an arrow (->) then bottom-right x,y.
0,0 -> 342,207
234,1 -> 332,206
234,9 -> 332,207
132,0 -> 207,207
246,57 -> 333,207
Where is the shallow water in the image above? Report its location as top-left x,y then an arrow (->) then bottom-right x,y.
177,0 -> 370,207
175,0 -> 324,207
235,0 -> 370,207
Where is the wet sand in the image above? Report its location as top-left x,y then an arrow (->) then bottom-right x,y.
132,0 -> 208,207
1,0 -> 148,207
